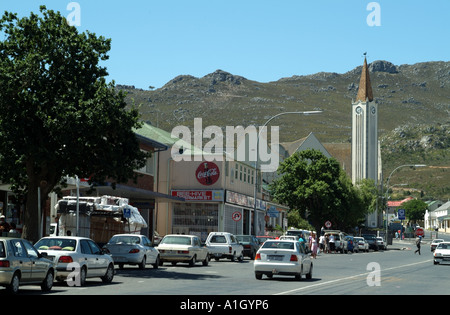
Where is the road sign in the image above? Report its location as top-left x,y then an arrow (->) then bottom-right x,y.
123,208 -> 131,219
416,227 -> 424,237
325,220 -> 332,228
232,211 -> 242,222
398,209 -> 406,220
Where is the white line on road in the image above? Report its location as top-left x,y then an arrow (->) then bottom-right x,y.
274,259 -> 431,295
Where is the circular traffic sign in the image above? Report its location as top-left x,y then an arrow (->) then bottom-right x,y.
415,227 -> 424,237
325,220 -> 332,228
232,211 -> 242,222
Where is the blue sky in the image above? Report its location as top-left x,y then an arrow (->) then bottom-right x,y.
2,0 -> 449,89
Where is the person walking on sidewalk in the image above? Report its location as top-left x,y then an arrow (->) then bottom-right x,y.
414,235 -> 422,255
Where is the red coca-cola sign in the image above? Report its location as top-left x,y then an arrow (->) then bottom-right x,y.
196,162 -> 220,186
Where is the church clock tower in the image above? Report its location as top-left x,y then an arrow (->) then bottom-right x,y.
352,57 -> 378,185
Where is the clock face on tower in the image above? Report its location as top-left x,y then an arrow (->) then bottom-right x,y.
371,106 -> 376,115
355,106 -> 362,114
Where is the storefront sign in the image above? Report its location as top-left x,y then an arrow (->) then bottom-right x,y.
196,162 -> 220,185
171,190 -> 224,202
225,190 -> 266,210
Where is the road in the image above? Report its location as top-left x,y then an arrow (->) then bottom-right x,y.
10,238 -> 450,300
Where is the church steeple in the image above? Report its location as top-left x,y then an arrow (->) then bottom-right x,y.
356,57 -> 373,102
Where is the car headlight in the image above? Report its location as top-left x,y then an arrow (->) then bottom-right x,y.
434,252 -> 442,257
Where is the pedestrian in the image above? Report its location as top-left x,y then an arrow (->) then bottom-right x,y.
325,235 -> 330,253
414,235 -> 422,255
319,234 -> 325,254
329,233 -> 336,253
310,232 -> 318,259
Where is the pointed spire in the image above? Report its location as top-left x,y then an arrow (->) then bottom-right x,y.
356,57 -> 374,102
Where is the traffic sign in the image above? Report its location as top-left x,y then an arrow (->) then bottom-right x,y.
398,209 -> 406,220
325,220 -> 332,228
415,227 -> 424,237
232,211 -> 242,222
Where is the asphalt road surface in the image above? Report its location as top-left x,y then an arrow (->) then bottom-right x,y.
9,238 -> 450,298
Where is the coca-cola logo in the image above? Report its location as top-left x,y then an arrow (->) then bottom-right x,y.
196,162 -> 220,186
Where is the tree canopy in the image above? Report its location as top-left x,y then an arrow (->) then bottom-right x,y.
270,149 -> 375,234
403,199 -> 428,223
0,7 -> 147,241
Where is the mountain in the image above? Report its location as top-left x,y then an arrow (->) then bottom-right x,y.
118,60 -> 450,199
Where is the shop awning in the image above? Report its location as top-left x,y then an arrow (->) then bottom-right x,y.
78,183 -> 185,203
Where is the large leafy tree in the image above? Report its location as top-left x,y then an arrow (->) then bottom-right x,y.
0,7 -> 147,242
403,199 -> 427,223
270,149 -> 370,234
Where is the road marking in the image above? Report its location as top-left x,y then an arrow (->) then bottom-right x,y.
274,259 -> 431,295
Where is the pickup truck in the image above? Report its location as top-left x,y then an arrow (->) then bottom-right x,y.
205,232 -> 244,262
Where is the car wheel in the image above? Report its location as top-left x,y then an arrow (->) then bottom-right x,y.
306,264 -> 313,280
202,255 -> 209,266
101,264 -> 114,284
6,272 -> 20,294
189,255 -> 197,267
138,256 -> 146,269
152,256 -> 160,269
255,272 -> 263,280
41,270 -> 54,292
434,260 -> 439,265
79,266 -> 87,286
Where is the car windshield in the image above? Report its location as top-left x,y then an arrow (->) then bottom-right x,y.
236,236 -> 252,242
262,241 -> 295,250
35,238 -> 77,251
437,243 -> 450,250
160,236 -> 192,245
109,235 -> 140,245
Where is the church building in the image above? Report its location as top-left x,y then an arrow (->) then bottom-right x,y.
351,57 -> 382,228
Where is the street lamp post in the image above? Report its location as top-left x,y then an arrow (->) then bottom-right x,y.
384,164 -> 426,242
252,110 -> 322,235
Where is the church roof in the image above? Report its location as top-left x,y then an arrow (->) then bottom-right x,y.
356,57 -> 374,102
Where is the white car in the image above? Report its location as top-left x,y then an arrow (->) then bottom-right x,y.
433,242 -> 450,265
254,240 -> 312,280
104,234 -> 160,269
157,234 -> 209,267
430,239 -> 444,252
354,237 -> 369,252
376,237 -> 386,250
35,236 -> 114,286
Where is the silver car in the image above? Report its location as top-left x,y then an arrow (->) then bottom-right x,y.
35,236 -> 114,286
157,234 -> 210,267
104,234 -> 160,269
0,237 -> 55,294
254,240 -> 313,280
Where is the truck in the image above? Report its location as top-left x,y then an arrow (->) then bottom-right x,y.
54,195 -> 148,246
205,232 -> 244,262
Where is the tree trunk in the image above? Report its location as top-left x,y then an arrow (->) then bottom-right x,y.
22,183 -> 40,243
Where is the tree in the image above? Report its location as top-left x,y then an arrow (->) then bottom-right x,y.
270,149 -> 371,235
403,199 -> 427,223
0,7 -> 148,242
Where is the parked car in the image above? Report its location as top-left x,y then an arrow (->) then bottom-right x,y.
235,235 -> 260,260
157,234 -> 209,267
433,242 -> 450,265
362,234 -> 378,251
376,237 -> 386,250
324,231 -> 348,253
35,236 -> 114,286
0,237 -> 55,294
104,234 -> 160,269
205,232 -> 244,262
354,237 -> 369,252
430,239 -> 444,252
254,240 -> 313,280
279,235 -> 299,241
